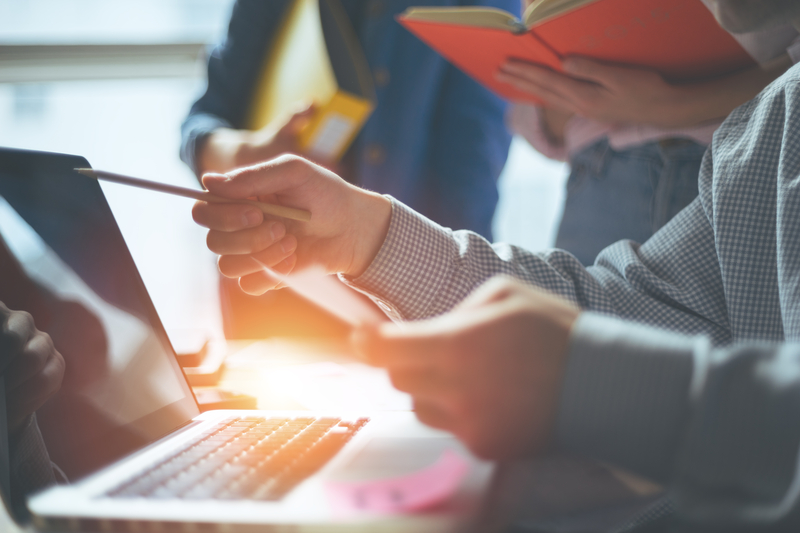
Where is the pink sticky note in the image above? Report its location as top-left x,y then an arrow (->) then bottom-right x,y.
326,450 -> 470,516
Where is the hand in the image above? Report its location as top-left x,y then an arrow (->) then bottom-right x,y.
198,105 -> 316,175
497,57 -> 692,127
497,55 -> 788,129
540,106 -> 574,146
353,277 -> 580,460
0,302 -> 65,436
192,155 -> 392,295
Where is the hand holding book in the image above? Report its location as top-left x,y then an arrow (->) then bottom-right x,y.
398,0 -> 756,105
495,54 -> 790,129
497,56 -> 700,128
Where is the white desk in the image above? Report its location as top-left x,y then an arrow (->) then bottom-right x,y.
196,338 -> 413,412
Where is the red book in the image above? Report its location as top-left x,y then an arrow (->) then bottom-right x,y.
398,0 -> 755,104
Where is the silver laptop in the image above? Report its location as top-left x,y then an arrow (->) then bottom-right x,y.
0,148 -> 492,532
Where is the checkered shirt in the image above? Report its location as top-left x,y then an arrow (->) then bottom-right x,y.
349,63 -> 800,349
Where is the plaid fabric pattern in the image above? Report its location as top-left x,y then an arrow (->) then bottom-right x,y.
352,63 -> 800,348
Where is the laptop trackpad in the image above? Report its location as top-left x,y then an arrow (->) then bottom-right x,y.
327,437 -> 460,481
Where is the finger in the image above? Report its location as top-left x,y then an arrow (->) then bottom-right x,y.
238,270 -> 282,295
495,71 -> 576,111
206,221 -> 286,255
217,235 -> 297,278
501,60 -> 591,93
218,254 -> 259,279
4,332 -> 54,390
351,320 -> 451,370
562,56 -> 628,87
501,60 -> 569,83
238,255 -> 296,295
201,155 -> 316,200
413,399 -> 452,432
6,348 -> 64,433
501,60 -> 602,106
387,366 -> 442,396
192,201 -> 265,232
0,310 -> 36,373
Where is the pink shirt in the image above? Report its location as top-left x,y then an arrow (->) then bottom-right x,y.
508,20 -> 799,162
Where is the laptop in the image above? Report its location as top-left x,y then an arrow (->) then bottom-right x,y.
0,147 -> 492,531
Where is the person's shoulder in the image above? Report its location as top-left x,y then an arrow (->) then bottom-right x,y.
745,63 -> 800,135
764,62 -> 800,96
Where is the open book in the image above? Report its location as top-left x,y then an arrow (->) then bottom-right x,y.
249,0 -> 375,161
398,0 -> 755,104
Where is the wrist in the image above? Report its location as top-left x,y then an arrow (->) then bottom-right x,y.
660,84 -> 707,128
345,190 -> 392,278
540,106 -> 572,145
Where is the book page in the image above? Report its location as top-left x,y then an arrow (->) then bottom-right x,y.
401,7 -> 522,31
531,0 -> 752,81
524,0 -> 599,27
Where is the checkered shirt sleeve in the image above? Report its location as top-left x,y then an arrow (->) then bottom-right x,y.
350,64 -> 800,350
350,63 -> 800,531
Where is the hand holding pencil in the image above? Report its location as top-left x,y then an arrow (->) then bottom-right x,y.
191,155 -> 393,294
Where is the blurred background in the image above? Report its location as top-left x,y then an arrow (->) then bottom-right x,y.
0,0 -> 567,338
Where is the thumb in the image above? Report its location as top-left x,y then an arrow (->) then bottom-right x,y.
201,155 -> 309,199
351,323 -> 383,366
562,56 -> 624,86
351,320 -> 442,369
201,172 -> 231,192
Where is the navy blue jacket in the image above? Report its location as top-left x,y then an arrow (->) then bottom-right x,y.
180,0 -> 515,239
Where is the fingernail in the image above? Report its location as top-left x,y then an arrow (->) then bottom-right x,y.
270,222 -> 285,242
243,209 -> 261,227
203,173 -> 229,186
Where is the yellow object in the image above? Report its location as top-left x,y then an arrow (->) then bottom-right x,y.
249,0 -> 375,161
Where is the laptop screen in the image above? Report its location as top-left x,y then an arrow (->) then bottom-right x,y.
0,148 -> 199,482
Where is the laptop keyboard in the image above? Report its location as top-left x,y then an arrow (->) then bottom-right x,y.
107,416 -> 369,501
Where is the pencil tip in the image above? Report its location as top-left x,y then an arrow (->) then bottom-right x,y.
74,168 -> 96,177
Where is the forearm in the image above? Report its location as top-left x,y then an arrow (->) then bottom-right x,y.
346,198 -> 605,321
660,58 -> 791,128
348,194 -> 733,349
558,314 -> 800,531
556,314 -> 698,482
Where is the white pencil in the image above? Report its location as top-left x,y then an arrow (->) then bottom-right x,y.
74,168 -> 311,222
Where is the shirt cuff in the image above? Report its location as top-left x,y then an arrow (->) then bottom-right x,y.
342,197 -> 458,321
180,113 -> 233,178
556,313 -> 699,483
